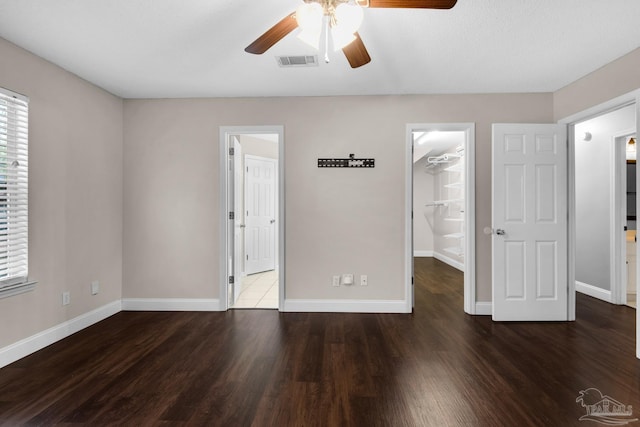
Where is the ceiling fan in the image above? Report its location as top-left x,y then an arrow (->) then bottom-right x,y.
245,0 -> 458,68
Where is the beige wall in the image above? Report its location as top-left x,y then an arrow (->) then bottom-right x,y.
123,94 -> 553,302
554,47 -> 640,120
0,38 -> 123,347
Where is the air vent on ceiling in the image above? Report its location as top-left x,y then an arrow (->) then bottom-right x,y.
276,55 -> 318,67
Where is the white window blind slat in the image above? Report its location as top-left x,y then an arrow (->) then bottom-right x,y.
0,88 -> 29,290
0,257 -> 28,267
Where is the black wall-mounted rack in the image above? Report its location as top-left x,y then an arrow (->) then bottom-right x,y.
318,154 -> 375,168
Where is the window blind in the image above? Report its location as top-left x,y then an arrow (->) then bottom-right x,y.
0,88 -> 29,290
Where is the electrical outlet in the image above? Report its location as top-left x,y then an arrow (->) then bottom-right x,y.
341,274 -> 354,286
360,275 -> 368,286
332,276 -> 340,287
91,280 -> 100,295
62,291 -> 70,306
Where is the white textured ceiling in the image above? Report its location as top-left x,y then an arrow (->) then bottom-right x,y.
0,0 -> 639,99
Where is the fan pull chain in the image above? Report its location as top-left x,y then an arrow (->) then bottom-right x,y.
324,18 -> 330,63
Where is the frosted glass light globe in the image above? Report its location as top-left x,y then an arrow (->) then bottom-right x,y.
335,3 -> 363,34
296,3 -> 323,31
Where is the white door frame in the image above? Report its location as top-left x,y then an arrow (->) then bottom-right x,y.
612,129 -> 636,306
559,89 -> 640,358
232,136 -> 243,306
405,123 -> 476,314
219,126 -> 285,311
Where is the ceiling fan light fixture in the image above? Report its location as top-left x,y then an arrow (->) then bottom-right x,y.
335,2 -> 364,34
331,26 -> 356,51
245,0 -> 458,68
296,2 -> 324,49
296,2 -> 323,31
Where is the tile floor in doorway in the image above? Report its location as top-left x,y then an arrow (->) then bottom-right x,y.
232,270 -> 278,309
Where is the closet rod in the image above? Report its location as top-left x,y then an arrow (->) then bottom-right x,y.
426,152 -> 463,166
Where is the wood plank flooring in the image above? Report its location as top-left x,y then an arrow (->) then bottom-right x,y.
1,257 -> 639,426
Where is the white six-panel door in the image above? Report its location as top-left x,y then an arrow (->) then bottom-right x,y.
245,156 -> 276,275
492,124 -> 568,321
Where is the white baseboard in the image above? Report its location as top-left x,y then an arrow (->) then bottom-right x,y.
413,250 -> 434,257
122,298 -> 221,311
475,301 -> 492,315
434,251 -> 464,272
0,300 -> 121,369
575,281 -> 613,303
283,299 -> 410,313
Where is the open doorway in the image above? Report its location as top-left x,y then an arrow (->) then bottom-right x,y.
407,123 -> 476,313
565,97 -> 640,358
219,126 -> 284,311
232,136 -> 279,309
573,104 -> 636,310
414,131 -> 466,267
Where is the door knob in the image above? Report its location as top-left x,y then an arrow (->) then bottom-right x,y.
483,226 -> 505,236
270,219 -> 276,224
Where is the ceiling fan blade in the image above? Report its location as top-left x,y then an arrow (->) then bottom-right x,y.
245,12 -> 298,55
361,0 -> 457,8
342,33 -> 371,68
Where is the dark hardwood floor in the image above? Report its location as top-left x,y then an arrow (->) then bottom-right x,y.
2,258 -> 639,426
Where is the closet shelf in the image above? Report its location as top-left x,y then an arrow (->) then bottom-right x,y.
444,164 -> 463,173
433,198 -> 463,205
444,233 -> 465,239
444,217 -> 464,222
444,247 -> 464,257
444,182 -> 463,189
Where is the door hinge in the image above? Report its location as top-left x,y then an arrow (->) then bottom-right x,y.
412,276 -> 414,285
229,211 -> 235,220
229,275 -> 234,284
229,147 -> 234,156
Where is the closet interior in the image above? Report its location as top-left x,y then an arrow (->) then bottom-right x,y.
413,131 -> 466,272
